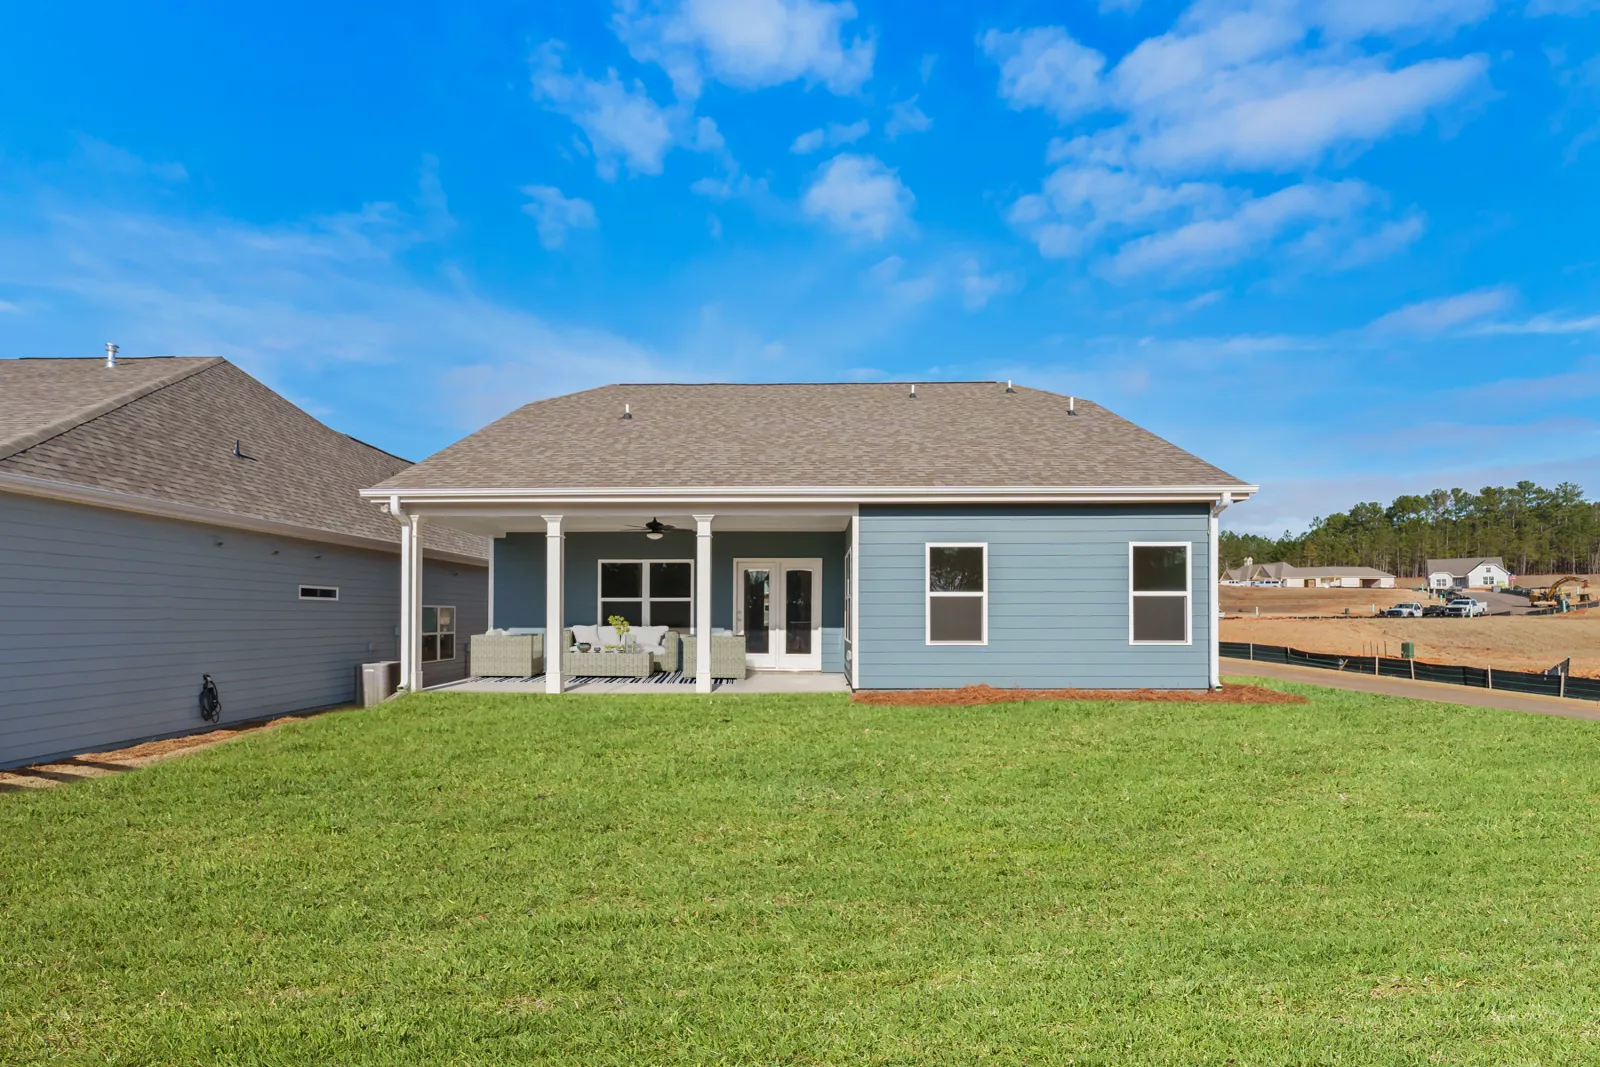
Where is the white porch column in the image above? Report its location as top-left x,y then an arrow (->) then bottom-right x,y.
397,510 -> 413,687
408,513 -> 425,692
1209,492 -> 1232,690
544,515 -> 565,694
694,514 -> 714,693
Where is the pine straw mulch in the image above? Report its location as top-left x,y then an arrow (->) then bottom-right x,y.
0,711 -> 335,793
852,684 -> 1306,707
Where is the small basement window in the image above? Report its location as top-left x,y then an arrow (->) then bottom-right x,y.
299,585 -> 339,600
422,605 -> 456,662
1129,543 -> 1190,644
926,544 -> 987,645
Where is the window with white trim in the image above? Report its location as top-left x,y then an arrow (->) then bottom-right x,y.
926,543 -> 987,645
299,585 -> 338,600
1129,543 -> 1190,644
422,605 -> 456,662
598,560 -> 694,628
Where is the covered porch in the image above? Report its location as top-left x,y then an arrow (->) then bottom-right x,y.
387,502 -> 857,694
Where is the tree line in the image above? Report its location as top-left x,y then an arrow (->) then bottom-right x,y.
1221,481 -> 1600,578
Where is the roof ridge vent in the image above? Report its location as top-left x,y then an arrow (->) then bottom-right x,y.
105,342 -> 118,369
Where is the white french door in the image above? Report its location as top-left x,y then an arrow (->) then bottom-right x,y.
734,558 -> 823,671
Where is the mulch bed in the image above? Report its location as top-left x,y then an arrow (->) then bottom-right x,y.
852,684 -> 1307,707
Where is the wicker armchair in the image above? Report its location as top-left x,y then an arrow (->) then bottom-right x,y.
680,634 -> 747,680
470,633 -> 544,678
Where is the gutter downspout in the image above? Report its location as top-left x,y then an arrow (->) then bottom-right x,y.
390,495 -> 411,693
1209,491 -> 1233,689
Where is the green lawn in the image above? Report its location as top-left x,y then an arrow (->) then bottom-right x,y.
5,682 -> 1600,1065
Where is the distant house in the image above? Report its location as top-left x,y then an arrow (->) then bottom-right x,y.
0,354 -> 488,768
1426,557 -> 1510,590
1225,561 -> 1395,589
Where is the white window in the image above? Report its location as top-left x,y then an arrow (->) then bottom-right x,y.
299,585 -> 338,600
926,543 -> 987,645
422,605 -> 456,662
598,560 -> 694,628
1129,543 -> 1191,644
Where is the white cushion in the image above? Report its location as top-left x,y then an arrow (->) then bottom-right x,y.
570,624 -> 599,647
634,625 -> 669,653
595,625 -> 622,647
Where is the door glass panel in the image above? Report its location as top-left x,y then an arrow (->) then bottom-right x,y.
743,569 -> 770,654
786,569 -> 813,655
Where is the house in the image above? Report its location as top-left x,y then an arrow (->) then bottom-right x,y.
0,354 -> 488,768
363,382 -> 1256,693
1426,556 -> 1510,590
1224,561 -> 1395,588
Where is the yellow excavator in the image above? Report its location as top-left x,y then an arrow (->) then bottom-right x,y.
1530,575 -> 1594,609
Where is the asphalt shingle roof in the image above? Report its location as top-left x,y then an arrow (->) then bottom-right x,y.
373,382 -> 1251,492
0,357 -> 485,561
1427,557 -> 1507,575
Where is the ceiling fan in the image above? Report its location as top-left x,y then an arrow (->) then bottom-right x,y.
625,517 -> 678,540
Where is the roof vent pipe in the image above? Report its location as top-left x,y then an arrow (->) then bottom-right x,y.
1068,396 -> 1077,415
622,403 -> 633,420
1005,379 -> 1015,393
909,383 -> 918,399
105,342 -> 118,368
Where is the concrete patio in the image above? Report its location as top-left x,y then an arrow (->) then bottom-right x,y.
429,671 -> 852,695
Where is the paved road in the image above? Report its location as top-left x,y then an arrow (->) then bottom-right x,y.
1226,659 -> 1600,722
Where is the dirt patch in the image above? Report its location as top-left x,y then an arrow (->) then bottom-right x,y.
1222,614 -> 1600,677
0,709 -> 340,793
1222,585 -> 1432,617
853,684 -> 1306,707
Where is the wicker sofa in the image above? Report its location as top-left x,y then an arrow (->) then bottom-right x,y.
469,632 -> 544,678
564,625 -> 680,675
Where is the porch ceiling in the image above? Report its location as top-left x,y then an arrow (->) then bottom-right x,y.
408,505 -> 854,539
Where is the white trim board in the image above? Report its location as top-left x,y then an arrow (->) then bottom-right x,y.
0,470 -> 487,566
1128,541 -> 1193,646
363,484 -> 1258,507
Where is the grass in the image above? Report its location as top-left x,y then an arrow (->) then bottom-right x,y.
4,681 -> 1600,1065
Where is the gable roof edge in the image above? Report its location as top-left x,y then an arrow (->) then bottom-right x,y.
0,357 -> 226,461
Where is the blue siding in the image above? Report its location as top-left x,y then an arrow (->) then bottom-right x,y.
494,529 -> 847,672
0,491 -> 486,767
858,504 -> 1211,689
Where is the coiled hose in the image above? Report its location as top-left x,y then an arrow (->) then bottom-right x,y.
199,674 -> 221,723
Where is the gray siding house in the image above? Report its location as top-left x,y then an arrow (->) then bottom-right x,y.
0,355 -> 487,767
364,382 -> 1254,693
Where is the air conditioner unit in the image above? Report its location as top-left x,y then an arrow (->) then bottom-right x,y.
358,660 -> 401,707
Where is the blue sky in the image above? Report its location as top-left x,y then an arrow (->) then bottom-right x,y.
1,0 -> 1598,533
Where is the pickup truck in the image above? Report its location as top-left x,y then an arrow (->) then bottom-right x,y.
1445,598 -> 1488,618
1381,602 -> 1424,618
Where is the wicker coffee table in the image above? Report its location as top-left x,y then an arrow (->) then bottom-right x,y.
563,649 -> 654,679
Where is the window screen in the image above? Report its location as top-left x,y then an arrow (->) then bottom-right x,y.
927,544 -> 986,644
1130,545 -> 1189,643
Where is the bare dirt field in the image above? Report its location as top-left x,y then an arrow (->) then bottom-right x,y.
1222,613 -> 1600,678
1221,584 -> 1432,617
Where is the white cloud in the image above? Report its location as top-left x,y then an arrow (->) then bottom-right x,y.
520,185 -> 599,249
789,118 -> 869,153
1367,286 -> 1516,333
959,260 -> 1018,310
885,95 -> 932,138
615,0 -> 875,100
1104,180 -> 1374,278
982,27 -> 1106,120
76,136 -> 189,183
992,0 -> 1491,278
802,153 -> 914,240
532,45 -> 679,179
1471,312 -> 1600,336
